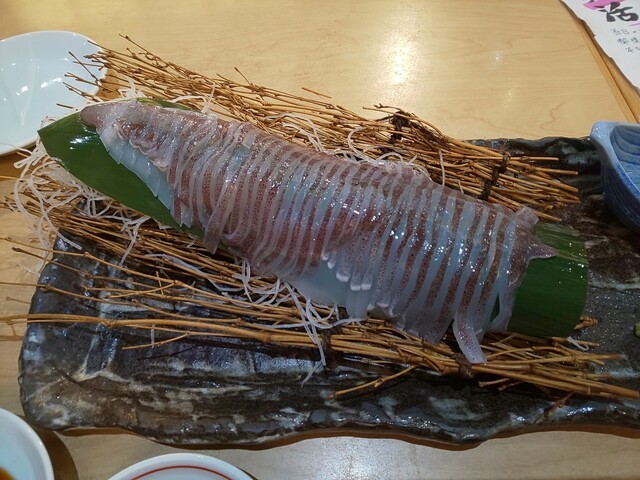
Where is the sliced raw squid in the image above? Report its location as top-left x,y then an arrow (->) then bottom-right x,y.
80,100 -> 556,363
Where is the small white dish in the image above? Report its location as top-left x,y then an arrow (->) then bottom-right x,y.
0,408 -> 54,480
109,453 -> 253,480
0,30 -> 105,156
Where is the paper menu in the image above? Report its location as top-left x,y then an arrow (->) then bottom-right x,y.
560,0 -> 640,91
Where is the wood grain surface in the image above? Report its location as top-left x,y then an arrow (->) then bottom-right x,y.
1,2 -> 639,479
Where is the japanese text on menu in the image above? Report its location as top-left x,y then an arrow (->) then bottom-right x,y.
561,0 -> 640,89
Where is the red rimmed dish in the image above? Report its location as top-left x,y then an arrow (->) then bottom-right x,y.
108,453 -> 253,480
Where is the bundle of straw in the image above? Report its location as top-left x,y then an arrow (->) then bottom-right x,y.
3,38 -> 636,401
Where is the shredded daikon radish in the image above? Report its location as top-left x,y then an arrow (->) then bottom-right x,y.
566,336 -> 590,352
119,76 -> 147,99
118,215 -> 150,266
200,85 -> 216,115
235,260 -> 297,306
284,282 -> 326,365
438,149 -> 446,186
12,146 -> 82,251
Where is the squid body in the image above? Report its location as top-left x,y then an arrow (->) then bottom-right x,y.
80,100 -> 555,363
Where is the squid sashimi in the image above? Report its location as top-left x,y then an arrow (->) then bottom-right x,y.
80,100 -> 555,363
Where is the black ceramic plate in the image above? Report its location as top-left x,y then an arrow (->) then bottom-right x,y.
19,137 -> 640,445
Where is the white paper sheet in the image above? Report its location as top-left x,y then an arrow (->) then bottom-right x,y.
561,0 -> 640,90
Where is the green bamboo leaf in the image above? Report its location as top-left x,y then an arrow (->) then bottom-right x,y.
508,223 -> 588,337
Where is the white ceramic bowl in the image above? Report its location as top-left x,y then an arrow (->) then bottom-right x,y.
0,30 -> 105,155
109,453 -> 253,480
0,408 -> 54,480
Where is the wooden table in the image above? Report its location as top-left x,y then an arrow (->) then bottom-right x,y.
1,1 -> 639,479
